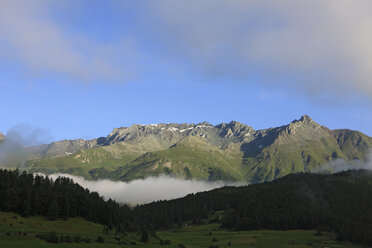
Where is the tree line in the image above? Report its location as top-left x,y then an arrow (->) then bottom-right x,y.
133,170 -> 372,246
0,169 -> 132,233
1,168 -> 372,246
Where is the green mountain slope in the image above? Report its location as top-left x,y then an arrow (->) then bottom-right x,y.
25,143 -> 153,179
240,116 -> 372,182
3,115 -> 372,182
112,136 -> 244,181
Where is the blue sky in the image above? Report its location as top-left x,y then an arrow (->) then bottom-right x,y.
0,0 -> 372,143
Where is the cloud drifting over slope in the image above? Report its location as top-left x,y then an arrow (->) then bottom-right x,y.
6,124 -> 52,147
0,125 -> 52,167
312,153 -> 372,173
48,174 -> 243,205
139,0 -> 372,100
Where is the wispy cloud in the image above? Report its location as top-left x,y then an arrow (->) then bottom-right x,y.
0,124 -> 52,168
6,124 -> 52,147
312,153 -> 372,173
0,0 -> 136,82
48,174 -> 243,205
137,0 -> 372,101
2,0 -> 372,101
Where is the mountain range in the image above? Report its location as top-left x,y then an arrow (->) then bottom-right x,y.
1,115 -> 371,183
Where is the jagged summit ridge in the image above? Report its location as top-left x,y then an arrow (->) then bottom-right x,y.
103,120 -> 255,146
19,114 -> 372,183
27,115 -> 328,157
282,114 -> 325,139
106,115 -> 318,142
298,114 -> 313,122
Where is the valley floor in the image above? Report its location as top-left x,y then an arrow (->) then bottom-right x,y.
0,212 -> 363,248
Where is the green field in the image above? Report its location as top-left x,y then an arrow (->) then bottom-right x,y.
0,212 -> 362,248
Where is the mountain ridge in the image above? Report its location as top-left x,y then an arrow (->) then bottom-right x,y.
1,115 -> 371,182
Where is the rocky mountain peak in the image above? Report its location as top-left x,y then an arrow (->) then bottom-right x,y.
289,115 -> 320,128
299,114 -> 314,123
228,121 -> 254,132
277,115 -> 327,141
0,131 -> 5,140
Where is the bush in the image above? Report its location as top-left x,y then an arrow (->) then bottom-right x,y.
316,225 -> 323,236
40,232 -> 59,243
140,231 -> 149,243
73,235 -> 81,243
64,235 -> 72,243
160,239 -> 171,245
96,236 -> 105,243
82,237 -> 90,243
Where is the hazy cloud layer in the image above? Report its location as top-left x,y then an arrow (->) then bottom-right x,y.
48,174 -> 243,205
0,0 -> 136,82
140,0 -> 372,100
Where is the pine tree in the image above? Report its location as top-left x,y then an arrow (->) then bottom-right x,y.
61,197 -> 70,220
47,200 -> 59,220
21,200 -> 30,217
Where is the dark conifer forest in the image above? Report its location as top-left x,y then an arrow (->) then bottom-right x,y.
134,170 -> 372,246
1,169 -> 372,246
0,169 -> 132,233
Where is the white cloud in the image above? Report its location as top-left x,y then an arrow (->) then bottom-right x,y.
312,152 -> 372,173
0,0 -> 136,82
139,0 -> 372,100
6,124 -> 52,147
48,174 -> 244,205
3,0 -> 372,100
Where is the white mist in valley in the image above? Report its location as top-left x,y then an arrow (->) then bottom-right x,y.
47,174 -> 244,205
312,152 -> 372,173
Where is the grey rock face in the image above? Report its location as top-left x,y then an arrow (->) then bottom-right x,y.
100,121 -> 255,149
22,115 -> 361,161
26,139 -> 98,159
22,120 -> 257,159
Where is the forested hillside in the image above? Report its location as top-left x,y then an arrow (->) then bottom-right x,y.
134,170 -> 372,246
1,169 -> 372,246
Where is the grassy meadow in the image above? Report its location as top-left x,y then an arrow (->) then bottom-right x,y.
0,211 -> 362,248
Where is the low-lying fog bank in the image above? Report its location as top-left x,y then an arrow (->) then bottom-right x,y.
37,153 -> 372,205
47,174 -> 245,205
